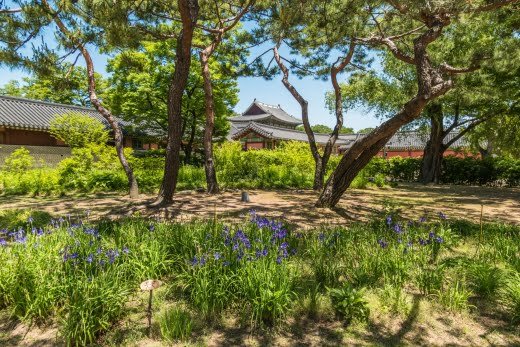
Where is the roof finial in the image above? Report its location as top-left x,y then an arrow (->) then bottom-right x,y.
253,98 -> 256,102
277,104 -> 280,108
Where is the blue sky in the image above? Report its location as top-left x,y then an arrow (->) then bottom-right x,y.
0,2 -> 382,131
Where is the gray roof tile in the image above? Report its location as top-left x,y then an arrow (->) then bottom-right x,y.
0,95 -> 128,130
230,101 -> 302,125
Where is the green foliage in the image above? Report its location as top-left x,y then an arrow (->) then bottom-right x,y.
0,64 -> 104,107
50,112 -> 109,148
159,307 -> 192,342
437,281 -> 473,312
501,273 -> 520,323
296,124 -> 355,134
3,147 -> 34,173
328,284 -> 370,323
0,210 -> 518,344
467,262 -> 502,299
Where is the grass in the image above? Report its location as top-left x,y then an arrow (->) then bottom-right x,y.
0,208 -> 519,345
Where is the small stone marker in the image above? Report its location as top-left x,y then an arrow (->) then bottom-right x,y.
241,191 -> 250,203
140,280 -> 162,337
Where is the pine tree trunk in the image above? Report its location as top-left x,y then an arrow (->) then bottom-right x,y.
41,0 -> 139,199
184,112 -> 197,164
155,0 -> 199,205
420,104 -> 446,184
200,51 -> 219,194
313,157 -> 325,191
315,22 -> 453,208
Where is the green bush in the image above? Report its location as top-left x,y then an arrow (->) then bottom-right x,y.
328,284 -> 370,323
3,147 -> 34,173
49,112 -> 109,148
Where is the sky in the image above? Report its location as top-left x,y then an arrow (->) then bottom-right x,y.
0,3 -> 383,132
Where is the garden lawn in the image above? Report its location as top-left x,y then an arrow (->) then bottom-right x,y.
0,207 -> 519,346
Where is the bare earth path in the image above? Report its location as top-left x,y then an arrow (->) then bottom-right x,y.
1,183 -> 518,227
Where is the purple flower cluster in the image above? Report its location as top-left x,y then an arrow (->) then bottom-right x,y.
62,246 -> 130,266
189,213 -> 296,267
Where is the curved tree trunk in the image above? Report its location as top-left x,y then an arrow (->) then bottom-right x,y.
316,21 -> 454,208
199,51 -> 219,194
41,0 -> 139,198
155,0 -> 199,205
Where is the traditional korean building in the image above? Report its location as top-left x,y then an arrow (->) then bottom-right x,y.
0,95 -> 157,165
230,100 -> 470,157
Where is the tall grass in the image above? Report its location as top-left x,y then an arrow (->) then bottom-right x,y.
0,209 -> 518,344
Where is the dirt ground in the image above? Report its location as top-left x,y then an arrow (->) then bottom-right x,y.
1,183 -> 519,227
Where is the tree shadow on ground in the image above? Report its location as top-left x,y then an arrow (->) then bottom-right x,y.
0,312 -> 58,347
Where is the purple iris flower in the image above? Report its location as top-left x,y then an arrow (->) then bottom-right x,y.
214,252 -> 222,260
419,216 -> 427,223
438,212 -> 447,220
0,238 -> 7,246
386,216 -> 392,226
86,254 -> 94,263
393,223 -> 403,234
190,256 -> 198,266
378,239 -> 388,248
148,224 -> 155,232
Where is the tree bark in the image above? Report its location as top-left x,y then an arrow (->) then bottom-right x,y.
184,111 -> 197,164
420,103 -> 445,184
273,43 -> 355,190
199,50 -> 219,194
197,2 -> 251,194
41,0 -> 139,198
155,0 -> 199,205
316,20 -> 455,208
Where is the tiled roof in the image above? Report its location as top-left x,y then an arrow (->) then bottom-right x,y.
386,131 -> 468,149
0,95 -> 129,131
229,100 -> 302,125
231,122 -> 354,146
232,122 -> 468,150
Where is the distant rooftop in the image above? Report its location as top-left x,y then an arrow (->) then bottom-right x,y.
229,100 -> 302,126
0,95 -> 128,131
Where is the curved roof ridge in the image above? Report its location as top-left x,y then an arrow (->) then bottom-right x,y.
0,95 -> 95,112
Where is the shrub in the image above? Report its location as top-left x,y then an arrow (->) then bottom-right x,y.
3,147 -> 34,173
49,112 -> 109,148
328,284 -> 370,323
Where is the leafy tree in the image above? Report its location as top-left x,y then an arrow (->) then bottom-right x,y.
358,127 -> 375,134
195,0 -> 252,194
105,40 -> 238,165
296,124 -> 355,134
0,65 -> 105,106
258,0 -> 370,191
49,112 -> 109,148
0,0 -> 139,198
331,8 -> 519,184
306,0 -> 520,206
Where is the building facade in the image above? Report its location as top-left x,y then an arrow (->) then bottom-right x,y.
0,95 -> 158,165
230,100 -> 470,157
